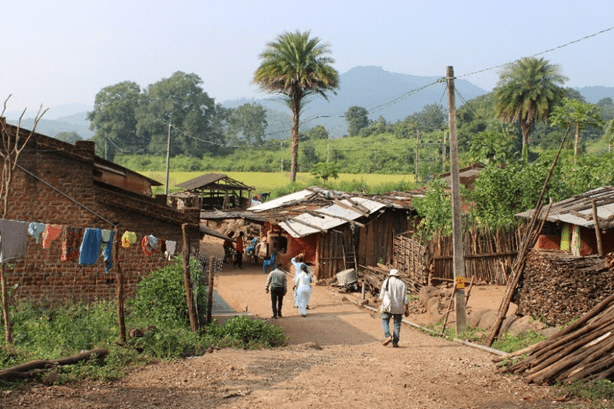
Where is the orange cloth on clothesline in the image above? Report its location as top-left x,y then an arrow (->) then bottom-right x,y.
42,224 -> 62,249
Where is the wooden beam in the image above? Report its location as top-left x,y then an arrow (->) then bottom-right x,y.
286,217 -> 328,233
343,196 -> 371,214
308,209 -> 366,228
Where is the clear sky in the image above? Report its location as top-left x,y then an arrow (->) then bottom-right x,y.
1,0 -> 613,115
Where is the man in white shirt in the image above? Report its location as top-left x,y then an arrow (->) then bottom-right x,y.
379,269 -> 409,348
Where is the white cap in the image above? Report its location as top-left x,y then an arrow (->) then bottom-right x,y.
389,269 -> 400,277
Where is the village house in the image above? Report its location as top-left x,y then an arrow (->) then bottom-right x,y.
0,118 -> 202,303
246,186 -> 415,280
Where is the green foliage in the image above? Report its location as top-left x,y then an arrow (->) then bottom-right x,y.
550,97 -> 604,157
559,379 -> 614,406
494,57 -> 567,162
54,131 -> 83,144
128,257 -> 208,329
411,178 -> 453,240
209,315 -> 286,348
403,103 -> 447,130
492,330 -> 546,353
345,106 -> 370,136
227,103 -> 268,146
467,130 -> 517,165
310,162 -> 339,182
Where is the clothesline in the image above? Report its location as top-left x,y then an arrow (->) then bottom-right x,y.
0,218 -> 178,273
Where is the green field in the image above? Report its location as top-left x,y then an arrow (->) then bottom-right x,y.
143,171 -> 415,195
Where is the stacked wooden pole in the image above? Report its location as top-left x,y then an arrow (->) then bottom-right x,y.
496,292 -> 614,384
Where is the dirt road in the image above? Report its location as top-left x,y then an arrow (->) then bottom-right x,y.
0,238 -> 570,408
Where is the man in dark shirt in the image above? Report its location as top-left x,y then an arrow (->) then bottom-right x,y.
265,263 -> 288,319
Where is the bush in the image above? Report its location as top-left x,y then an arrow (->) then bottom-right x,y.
128,257 -> 208,329
210,315 -> 287,348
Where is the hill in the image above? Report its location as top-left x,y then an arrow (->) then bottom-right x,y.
576,86 -> 614,104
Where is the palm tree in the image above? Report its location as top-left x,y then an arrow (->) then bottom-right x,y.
254,30 -> 339,182
550,97 -> 603,162
494,57 -> 567,163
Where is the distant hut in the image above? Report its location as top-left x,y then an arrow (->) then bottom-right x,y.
170,173 -> 255,211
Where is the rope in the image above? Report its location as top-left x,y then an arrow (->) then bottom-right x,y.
16,164 -> 115,227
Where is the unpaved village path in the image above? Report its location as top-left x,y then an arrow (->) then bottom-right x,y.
1,238 -> 571,408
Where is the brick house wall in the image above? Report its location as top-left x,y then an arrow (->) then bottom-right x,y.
1,121 -> 200,303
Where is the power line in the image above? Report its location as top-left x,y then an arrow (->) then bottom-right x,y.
457,25 -> 614,79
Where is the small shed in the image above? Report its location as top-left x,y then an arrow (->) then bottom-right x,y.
515,186 -> 614,256
170,173 -> 255,211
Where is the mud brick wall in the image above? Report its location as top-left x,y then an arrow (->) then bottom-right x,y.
3,130 -> 200,304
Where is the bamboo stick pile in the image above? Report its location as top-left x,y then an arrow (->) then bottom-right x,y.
497,291 -> 614,384
359,264 -> 422,295
514,250 -> 614,326
393,233 -> 428,285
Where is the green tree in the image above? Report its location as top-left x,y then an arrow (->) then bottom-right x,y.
310,162 -> 339,182
88,81 -> 141,160
467,130 -> 516,165
345,106 -> 370,136
254,30 -> 339,182
550,97 -> 603,161
304,125 -> 329,140
494,57 -> 567,163
405,103 -> 447,130
227,103 -> 268,146
54,131 -> 82,144
135,71 -> 221,157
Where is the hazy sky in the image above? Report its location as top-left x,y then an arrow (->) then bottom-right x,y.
2,0 -> 613,114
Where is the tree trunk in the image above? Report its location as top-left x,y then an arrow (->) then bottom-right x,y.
521,122 -> 531,165
290,104 -> 300,183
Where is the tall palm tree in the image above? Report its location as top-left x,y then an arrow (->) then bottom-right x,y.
494,57 -> 567,163
254,30 -> 339,182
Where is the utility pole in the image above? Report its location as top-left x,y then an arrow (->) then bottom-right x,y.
165,122 -> 172,196
446,66 -> 467,334
415,128 -> 421,183
280,140 -> 283,173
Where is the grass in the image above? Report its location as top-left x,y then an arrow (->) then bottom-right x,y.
143,170 -> 415,196
0,259 -> 287,388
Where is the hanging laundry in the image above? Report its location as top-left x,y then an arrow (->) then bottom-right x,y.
164,240 -> 177,261
27,222 -> 46,243
102,230 -> 114,273
61,226 -> 84,262
42,224 -> 62,249
121,231 -> 137,248
0,219 -> 28,262
159,239 -> 166,254
141,235 -> 159,256
79,228 -> 102,265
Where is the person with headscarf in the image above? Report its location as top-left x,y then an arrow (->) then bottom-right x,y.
295,264 -> 314,317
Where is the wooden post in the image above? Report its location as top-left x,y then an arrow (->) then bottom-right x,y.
446,66 -> 467,334
592,200 -> 604,257
112,226 -> 126,343
207,255 -> 215,324
1,263 -> 12,344
182,224 -> 198,332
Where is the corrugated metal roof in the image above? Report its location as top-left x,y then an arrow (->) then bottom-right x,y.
177,173 -> 254,191
279,197 -> 386,238
515,186 -> 614,229
248,189 -> 315,212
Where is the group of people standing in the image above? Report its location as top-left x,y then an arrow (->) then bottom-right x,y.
264,254 -> 313,319
222,231 -> 244,268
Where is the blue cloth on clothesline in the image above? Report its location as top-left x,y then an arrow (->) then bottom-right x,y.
103,230 -> 114,273
79,228 -> 102,265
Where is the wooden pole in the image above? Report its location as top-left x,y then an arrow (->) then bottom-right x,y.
182,223 -> 198,332
112,226 -> 126,343
207,255 -> 215,324
446,66 -> 467,334
1,263 -> 12,344
592,199 -> 604,257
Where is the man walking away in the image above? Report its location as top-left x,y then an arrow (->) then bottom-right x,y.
380,269 -> 409,348
265,262 -> 287,319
